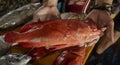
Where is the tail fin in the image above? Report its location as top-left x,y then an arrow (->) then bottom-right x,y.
4,31 -> 19,44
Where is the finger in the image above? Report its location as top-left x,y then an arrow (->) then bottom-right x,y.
54,14 -> 61,20
33,14 -> 40,22
40,15 -> 49,21
52,14 -> 61,19
101,27 -> 107,32
55,14 -> 61,19
34,14 -> 48,22
52,7 -> 61,19
45,15 -> 56,21
47,13 -> 60,20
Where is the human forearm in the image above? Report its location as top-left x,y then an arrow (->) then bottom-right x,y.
95,0 -> 113,5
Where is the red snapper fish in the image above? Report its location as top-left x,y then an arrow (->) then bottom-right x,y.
4,19 -> 103,49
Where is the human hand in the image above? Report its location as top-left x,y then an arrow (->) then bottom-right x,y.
86,9 -> 114,42
33,5 -> 60,22
86,9 -> 114,54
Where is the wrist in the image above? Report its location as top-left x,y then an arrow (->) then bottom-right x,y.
92,3 -> 112,13
95,0 -> 113,5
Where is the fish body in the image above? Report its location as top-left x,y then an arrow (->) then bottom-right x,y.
0,3 -> 41,31
5,19 -> 103,49
0,53 -> 31,65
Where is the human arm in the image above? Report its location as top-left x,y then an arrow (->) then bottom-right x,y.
86,0 -> 114,54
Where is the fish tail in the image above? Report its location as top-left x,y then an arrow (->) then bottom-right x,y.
4,31 -> 19,44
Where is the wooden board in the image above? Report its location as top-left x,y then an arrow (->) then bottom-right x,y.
0,26 -> 95,65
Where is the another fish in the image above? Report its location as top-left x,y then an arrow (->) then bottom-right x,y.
0,53 -> 31,65
53,47 -> 85,65
0,36 -> 11,56
0,3 -> 41,31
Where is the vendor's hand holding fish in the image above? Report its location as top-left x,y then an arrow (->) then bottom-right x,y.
86,9 -> 114,54
87,9 -> 114,42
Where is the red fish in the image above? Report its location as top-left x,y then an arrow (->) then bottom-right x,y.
4,19 -> 103,49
